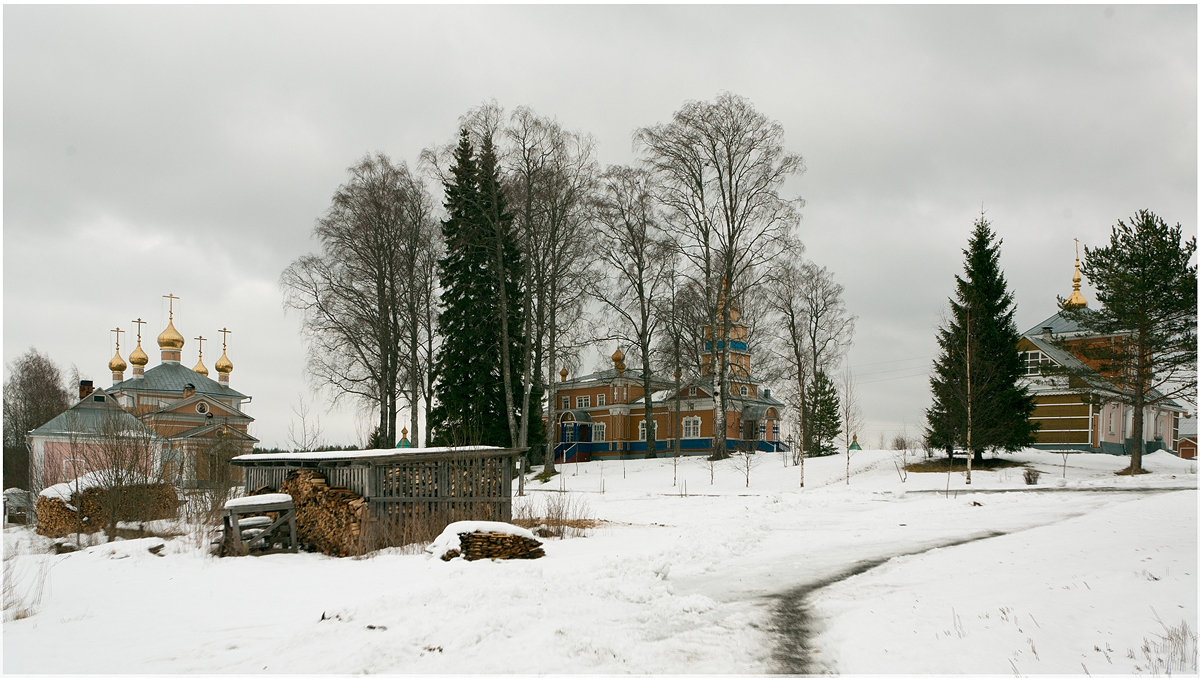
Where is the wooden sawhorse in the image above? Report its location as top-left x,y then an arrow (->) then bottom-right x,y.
222,493 -> 298,556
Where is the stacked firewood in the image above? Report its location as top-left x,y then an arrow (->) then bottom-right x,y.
35,496 -> 83,537
35,484 -> 178,538
279,470 -> 370,557
441,531 -> 545,561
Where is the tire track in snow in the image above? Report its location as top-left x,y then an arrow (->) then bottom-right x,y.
766,486 -> 1187,674
767,528 -> 1010,674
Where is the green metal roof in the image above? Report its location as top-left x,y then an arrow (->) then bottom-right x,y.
28,388 -> 160,439
105,362 -> 247,399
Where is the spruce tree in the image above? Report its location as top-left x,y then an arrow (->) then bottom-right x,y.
474,134 -> 526,448
925,216 -> 1037,463
429,129 -> 525,447
805,370 -> 841,456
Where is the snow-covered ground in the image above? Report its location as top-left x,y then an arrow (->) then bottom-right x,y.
3,448 -> 1196,674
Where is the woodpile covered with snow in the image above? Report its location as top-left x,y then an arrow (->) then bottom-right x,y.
35,475 -> 178,538
275,470 -> 370,557
428,521 -> 545,561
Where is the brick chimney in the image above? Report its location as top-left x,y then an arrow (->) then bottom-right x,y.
79,380 -> 94,400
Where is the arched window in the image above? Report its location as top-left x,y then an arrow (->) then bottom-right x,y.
739,385 -> 749,397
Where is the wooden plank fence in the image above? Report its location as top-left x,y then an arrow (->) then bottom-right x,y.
231,446 -> 521,548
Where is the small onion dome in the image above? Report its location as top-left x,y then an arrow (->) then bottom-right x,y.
157,318 -> 185,350
214,349 -> 233,375
129,341 -> 149,366
193,357 -> 209,377
611,347 -> 624,363
108,350 -> 127,373
559,366 -> 568,382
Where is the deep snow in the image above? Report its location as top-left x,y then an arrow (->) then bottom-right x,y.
3,448 -> 1195,674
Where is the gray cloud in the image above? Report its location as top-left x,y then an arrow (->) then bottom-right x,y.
5,5 -> 1195,447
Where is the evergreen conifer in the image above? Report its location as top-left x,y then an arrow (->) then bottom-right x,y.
925,216 -> 1037,462
805,370 -> 841,456
430,130 -> 526,446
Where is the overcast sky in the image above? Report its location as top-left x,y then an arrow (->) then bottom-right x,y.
4,4 -> 1196,449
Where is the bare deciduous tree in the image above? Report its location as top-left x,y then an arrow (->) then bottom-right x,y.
593,164 -> 674,456
637,92 -> 804,459
281,153 -> 435,449
287,394 -> 324,453
766,259 -> 855,458
4,349 -> 71,491
839,367 -> 863,485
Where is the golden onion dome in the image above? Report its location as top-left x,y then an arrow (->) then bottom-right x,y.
611,347 -> 625,363
157,318 -> 185,350
129,341 -> 149,366
108,350 -> 127,373
193,357 -> 209,377
214,349 -> 234,375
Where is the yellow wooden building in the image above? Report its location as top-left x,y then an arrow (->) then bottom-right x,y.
1018,256 -> 1185,454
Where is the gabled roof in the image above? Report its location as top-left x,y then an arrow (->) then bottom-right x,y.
106,361 -> 247,399
1021,334 -> 1184,411
559,367 -> 672,389
1020,334 -> 1093,374
28,388 -> 160,439
1023,309 -> 1088,337
143,392 -> 252,421
167,421 -> 259,443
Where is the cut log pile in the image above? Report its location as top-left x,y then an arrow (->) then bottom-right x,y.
278,470 -> 369,557
441,531 -> 545,561
35,484 -> 178,538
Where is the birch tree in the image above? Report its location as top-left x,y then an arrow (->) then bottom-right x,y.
637,92 -> 804,459
592,164 -> 674,455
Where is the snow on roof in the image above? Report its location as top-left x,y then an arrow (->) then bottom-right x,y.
426,520 -> 538,560
631,390 -> 673,405
231,445 -> 505,463
38,470 -> 154,501
225,493 -> 292,509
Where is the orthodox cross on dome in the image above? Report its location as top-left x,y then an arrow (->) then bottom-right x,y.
219,327 -> 231,349
111,326 -> 124,351
132,317 -> 146,342
193,335 -> 210,377
163,292 -> 180,319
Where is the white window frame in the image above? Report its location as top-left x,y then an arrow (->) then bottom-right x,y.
598,394 -> 606,407
759,422 -> 767,440
682,416 -> 701,439
561,396 -> 570,410
772,422 -> 780,441
1021,350 -> 1053,376
562,423 -> 576,443
740,385 -> 749,397
576,395 -> 591,409
593,422 -> 606,442
689,385 -> 697,397
638,419 -> 656,441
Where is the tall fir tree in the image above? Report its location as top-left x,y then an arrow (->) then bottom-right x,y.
429,129 -> 525,446
805,370 -> 841,456
475,134 -> 526,448
925,216 -> 1037,463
